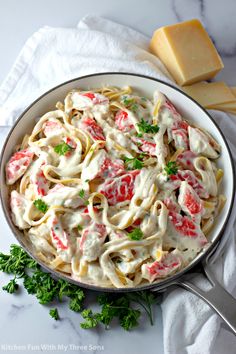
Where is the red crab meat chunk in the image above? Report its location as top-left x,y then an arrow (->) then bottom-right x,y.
115,110 -> 134,132
170,170 -> 208,198
30,164 -> 49,197
50,216 -> 69,250
142,253 -> 182,282
99,170 -> 140,205
6,149 -> 34,185
177,150 -> 197,171
43,120 -> 64,137
178,182 -> 203,216
79,117 -> 105,141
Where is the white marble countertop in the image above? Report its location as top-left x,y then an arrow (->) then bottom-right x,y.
0,1 -> 236,353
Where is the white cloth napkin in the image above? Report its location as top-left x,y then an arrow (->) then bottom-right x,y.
0,15 -> 236,354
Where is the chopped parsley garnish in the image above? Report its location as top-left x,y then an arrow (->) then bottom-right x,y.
136,133 -> 143,138
122,96 -> 135,106
49,308 -> 59,320
164,161 -> 178,175
78,189 -> 89,206
127,228 -> 143,241
78,189 -> 85,198
123,156 -> 143,170
77,224 -> 83,231
85,179 -> 90,183
33,199 -> 48,213
137,118 -> 159,134
54,142 -> 73,156
2,277 -> 19,294
130,103 -> 138,113
0,244 -> 162,331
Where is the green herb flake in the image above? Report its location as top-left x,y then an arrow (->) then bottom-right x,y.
85,179 -> 90,183
2,278 -> 19,294
137,118 -> 159,134
54,142 -> 73,156
124,156 -> 143,170
127,228 -> 143,241
0,244 -> 162,332
164,161 -> 178,176
77,224 -> 83,231
33,199 -> 48,213
79,189 -> 85,198
49,308 -> 59,320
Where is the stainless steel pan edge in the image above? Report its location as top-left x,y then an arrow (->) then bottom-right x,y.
0,72 -> 236,334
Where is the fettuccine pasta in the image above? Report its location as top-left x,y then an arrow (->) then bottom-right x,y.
6,86 -> 225,288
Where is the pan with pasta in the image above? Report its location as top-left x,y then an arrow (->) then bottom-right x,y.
5,85 -> 226,288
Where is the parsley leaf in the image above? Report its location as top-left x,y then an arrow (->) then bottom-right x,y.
137,118 -> 159,134
81,309 -> 100,329
0,244 -> 38,276
78,189 -> 85,198
49,308 -> 59,320
127,228 -> 143,241
124,156 -> 143,170
122,96 -> 135,107
0,244 -> 161,332
54,142 -> 72,156
164,161 -> 178,175
77,224 -> 83,231
33,199 -> 48,213
2,278 -> 19,294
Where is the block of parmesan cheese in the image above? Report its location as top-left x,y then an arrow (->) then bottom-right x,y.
230,87 -> 236,97
182,82 -> 236,108
150,19 -> 224,86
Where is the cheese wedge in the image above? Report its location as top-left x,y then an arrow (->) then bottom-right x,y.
182,82 -> 236,108
150,19 -> 224,86
230,87 -> 236,97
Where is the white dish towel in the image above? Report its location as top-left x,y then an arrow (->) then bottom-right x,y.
0,15 -> 236,354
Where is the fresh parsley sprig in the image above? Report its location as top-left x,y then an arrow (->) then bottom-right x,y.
137,118 -> 159,134
33,199 -> 48,213
49,308 -> 59,320
0,244 -> 161,330
54,142 -> 73,156
123,156 -> 143,170
78,189 -> 89,206
127,228 -> 143,241
164,161 -> 178,176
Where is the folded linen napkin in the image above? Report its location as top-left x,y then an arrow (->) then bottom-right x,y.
0,14 -> 236,354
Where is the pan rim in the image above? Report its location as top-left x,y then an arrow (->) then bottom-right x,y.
0,71 -> 235,293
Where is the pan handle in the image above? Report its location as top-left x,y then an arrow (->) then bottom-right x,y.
175,265 -> 236,335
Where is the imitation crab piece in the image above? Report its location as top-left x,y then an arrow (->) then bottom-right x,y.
79,222 -> 107,262
166,211 -> 208,250
178,181 -> 203,219
115,110 -> 134,132
78,117 -> 105,141
30,163 -> 49,197
45,184 -> 88,208
81,149 -> 124,181
70,91 -> 109,113
177,150 -> 197,171
132,136 -> 156,156
10,191 -> 30,230
49,215 -> 69,250
163,193 -> 181,213
6,149 -> 34,185
99,170 -> 140,206
163,97 -> 182,118
141,253 -> 182,282
188,127 -> 220,159
169,170 -> 209,199
43,120 -> 64,137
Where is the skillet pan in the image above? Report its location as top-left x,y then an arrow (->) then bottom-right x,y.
0,73 -> 236,334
